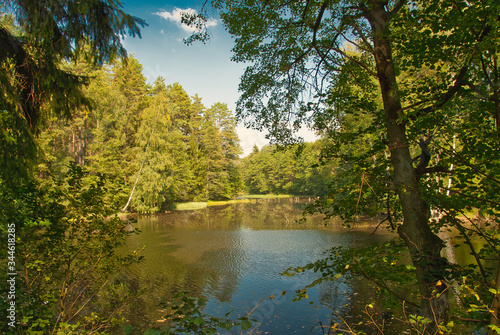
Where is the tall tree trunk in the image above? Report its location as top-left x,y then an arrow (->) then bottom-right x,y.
206,159 -> 210,201
122,130 -> 154,213
446,135 -> 456,197
489,52 -> 500,335
78,127 -> 82,165
369,4 -> 449,324
83,116 -> 87,165
494,55 -> 500,137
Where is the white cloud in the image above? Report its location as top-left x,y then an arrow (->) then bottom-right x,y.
155,8 -> 218,34
297,125 -> 319,143
237,125 -> 319,157
238,127 -> 269,157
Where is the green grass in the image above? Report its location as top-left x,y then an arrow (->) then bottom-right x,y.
240,194 -> 292,199
173,202 -> 208,210
172,195 -> 293,211
207,199 -> 251,207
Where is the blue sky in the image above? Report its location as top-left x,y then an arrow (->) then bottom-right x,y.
120,0 -> 317,156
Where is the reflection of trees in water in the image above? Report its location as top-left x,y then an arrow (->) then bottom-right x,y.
234,198 -> 325,229
121,226 -> 213,328
136,198 -> 324,230
116,271 -> 149,328
199,245 -> 245,303
315,276 -> 379,333
119,207 -> 250,329
118,199 -> 389,331
317,277 -> 352,320
118,255 -> 208,329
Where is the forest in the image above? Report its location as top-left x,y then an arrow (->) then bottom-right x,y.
1,0 -> 500,334
36,54 -> 333,213
240,142 -> 335,196
38,57 -> 245,214
0,3 -> 334,333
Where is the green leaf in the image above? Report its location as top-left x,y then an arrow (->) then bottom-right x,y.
240,319 -> 252,330
193,316 -> 204,325
488,325 -> 500,334
124,325 -> 135,335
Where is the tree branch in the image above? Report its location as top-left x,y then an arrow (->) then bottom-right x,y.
390,0 -> 407,16
415,138 -> 431,176
334,46 -> 378,77
354,257 -> 421,308
422,166 -> 451,174
351,20 -> 374,53
415,64 -> 469,118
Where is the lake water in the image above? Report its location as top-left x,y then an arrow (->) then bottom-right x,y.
122,198 -> 395,334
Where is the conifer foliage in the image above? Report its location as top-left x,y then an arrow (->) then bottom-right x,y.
38,58 -> 244,213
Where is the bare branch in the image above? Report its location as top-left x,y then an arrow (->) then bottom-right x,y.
301,0 -> 312,23
351,20 -> 374,53
333,24 -> 372,53
390,0 -> 407,16
334,47 -> 378,77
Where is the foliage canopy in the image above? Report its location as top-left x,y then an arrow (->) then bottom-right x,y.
188,0 -> 500,331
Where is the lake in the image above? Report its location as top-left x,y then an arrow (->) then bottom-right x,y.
122,198 -> 396,334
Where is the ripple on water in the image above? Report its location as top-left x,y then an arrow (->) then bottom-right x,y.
123,200 -> 393,334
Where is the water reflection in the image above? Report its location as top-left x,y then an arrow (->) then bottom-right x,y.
122,199 -> 393,333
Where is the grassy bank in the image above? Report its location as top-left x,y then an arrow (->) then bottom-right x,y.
173,202 -> 208,210
172,194 -> 294,210
238,194 -> 292,199
208,199 -> 251,206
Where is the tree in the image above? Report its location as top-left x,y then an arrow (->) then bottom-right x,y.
240,142 -> 334,196
190,0 -> 500,328
241,145 -> 271,194
292,141 -> 335,196
1,1 -> 148,332
0,162 -> 143,334
37,57 -> 151,210
162,83 -> 203,201
0,0 -> 147,183
201,103 -> 243,200
85,63 -> 133,209
107,57 -> 150,209
131,78 -> 178,213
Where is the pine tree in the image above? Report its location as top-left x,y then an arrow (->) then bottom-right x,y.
201,103 -> 243,200
131,78 -> 178,212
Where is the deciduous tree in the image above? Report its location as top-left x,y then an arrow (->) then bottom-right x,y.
189,0 -> 500,327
